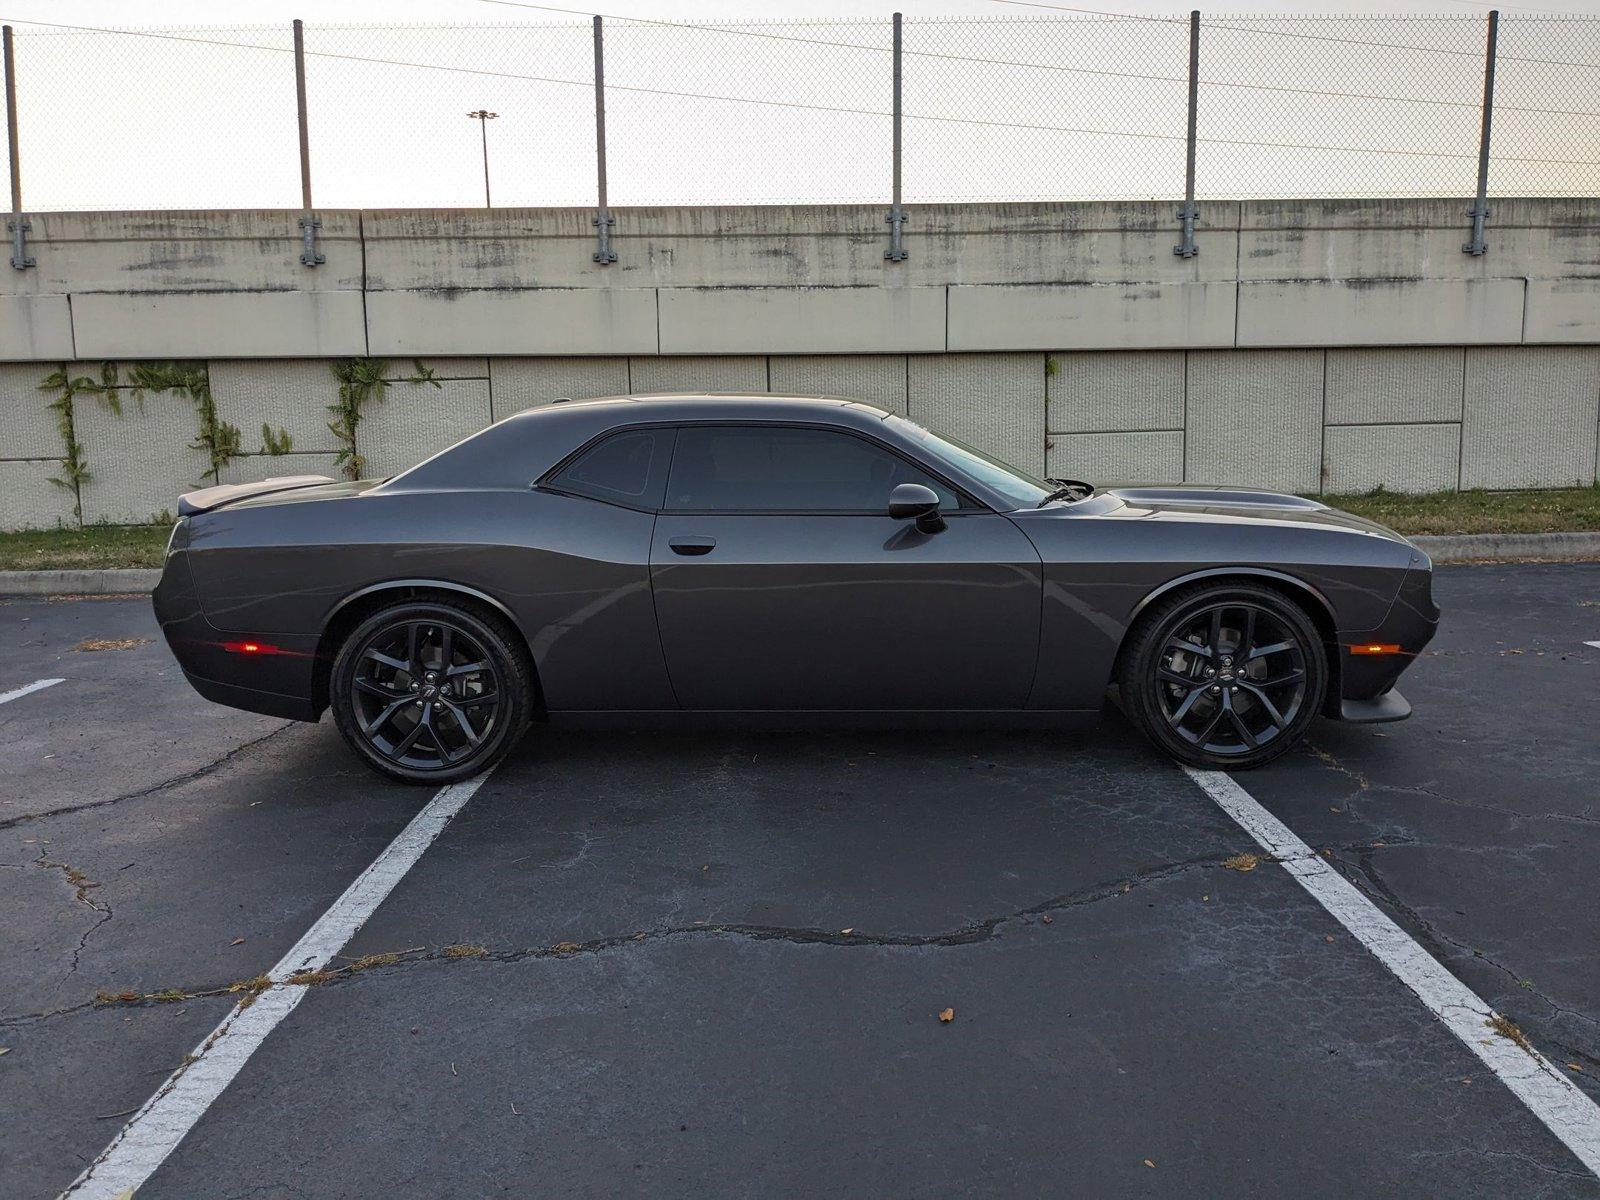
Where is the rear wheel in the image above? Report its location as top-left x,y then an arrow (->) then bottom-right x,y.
1117,583 -> 1327,770
331,599 -> 532,784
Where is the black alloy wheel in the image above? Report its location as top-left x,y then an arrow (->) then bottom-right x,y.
1118,583 -> 1327,770
332,600 -> 531,784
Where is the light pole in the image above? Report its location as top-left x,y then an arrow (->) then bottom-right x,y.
467,109 -> 498,208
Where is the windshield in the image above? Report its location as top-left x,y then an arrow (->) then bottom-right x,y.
888,416 -> 1056,509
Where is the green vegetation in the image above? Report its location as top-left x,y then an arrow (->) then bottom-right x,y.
0,523 -> 171,571
3,487 -> 1598,573
328,358 -> 439,480
1319,486 -> 1600,536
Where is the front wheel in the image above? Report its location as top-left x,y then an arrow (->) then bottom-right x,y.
1117,583 -> 1328,770
331,599 -> 532,784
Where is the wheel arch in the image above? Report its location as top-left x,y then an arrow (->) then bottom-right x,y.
1119,567 -> 1342,717
312,579 -> 540,715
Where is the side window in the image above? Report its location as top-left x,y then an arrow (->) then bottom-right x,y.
548,429 -> 670,510
664,426 -> 959,513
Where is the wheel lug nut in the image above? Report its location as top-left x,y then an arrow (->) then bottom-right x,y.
1210,686 -> 1220,694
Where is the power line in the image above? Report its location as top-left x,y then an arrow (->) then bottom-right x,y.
467,0 -> 1600,118
990,0 -> 1600,70
0,14 -> 1596,169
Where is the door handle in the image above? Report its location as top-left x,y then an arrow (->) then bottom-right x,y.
669,536 -> 717,556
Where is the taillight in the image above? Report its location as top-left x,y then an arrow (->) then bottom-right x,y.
222,641 -> 283,655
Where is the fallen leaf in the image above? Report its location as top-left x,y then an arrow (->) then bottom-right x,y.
553,941 -> 581,953
1222,853 -> 1259,872
0,1047 -> 10,1056
1325,934 -> 1336,943
841,928 -> 854,935
1144,1159 -> 1156,1169
1041,915 -> 1053,924
72,637 -> 151,653
1568,1063 -> 1584,1072
1329,807 -> 1342,813
938,1007 -> 954,1024
230,938 -> 245,946
1201,895 -> 1210,902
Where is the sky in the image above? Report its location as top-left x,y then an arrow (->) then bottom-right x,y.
2,0 -> 1598,211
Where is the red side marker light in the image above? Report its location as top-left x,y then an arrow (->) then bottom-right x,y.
1348,643 -> 1402,656
222,641 -> 282,655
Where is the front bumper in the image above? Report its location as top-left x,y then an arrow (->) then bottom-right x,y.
1334,557 -> 1439,716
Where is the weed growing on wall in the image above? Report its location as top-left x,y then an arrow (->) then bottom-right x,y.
38,365 -> 123,519
261,424 -> 294,455
127,362 -> 241,484
328,358 -> 440,480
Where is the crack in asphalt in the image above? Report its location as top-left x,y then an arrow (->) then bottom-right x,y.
1332,847 -> 1600,1043
0,841 -> 1404,1031
33,854 -> 114,978
0,722 -> 297,832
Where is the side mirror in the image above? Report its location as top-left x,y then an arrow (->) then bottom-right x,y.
888,482 -> 946,533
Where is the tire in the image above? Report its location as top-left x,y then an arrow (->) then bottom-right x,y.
1116,582 -> 1327,771
331,598 -> 533,785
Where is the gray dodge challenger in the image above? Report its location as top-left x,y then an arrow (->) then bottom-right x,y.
153,394 -> 1438,783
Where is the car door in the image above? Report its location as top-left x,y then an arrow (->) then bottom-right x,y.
648,422 -> 1043,711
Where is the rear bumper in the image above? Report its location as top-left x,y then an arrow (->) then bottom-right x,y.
184,669 -> 321,721
153,546 -> 322,722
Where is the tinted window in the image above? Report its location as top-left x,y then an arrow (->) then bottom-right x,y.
549,429 -> 669,509
887,415 -> 1052,509
665,426 -> 957,513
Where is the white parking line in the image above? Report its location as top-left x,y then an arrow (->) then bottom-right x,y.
1584,640 -> 1600,650
0,677 -> 64,706
60,771 -> 497,1200
1185,766 -> 1600,1180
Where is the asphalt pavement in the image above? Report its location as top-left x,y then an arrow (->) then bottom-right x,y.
2,564 -> 1598,1198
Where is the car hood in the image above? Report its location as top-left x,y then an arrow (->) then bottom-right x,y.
1098,485 -> 1413,545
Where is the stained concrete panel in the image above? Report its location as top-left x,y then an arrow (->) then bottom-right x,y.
628,357 -> 768,395
907,354 -> 1046,477
1321,424 -> 1461,495
1461,347 -> 1600,489
1236,278 -> 1525,347
357,378 -> 494,481
0,295 -> 74,361
488,358 -> 631,420
948,281 -> 1235,352
0,363 -> 67,460
0,459 -> 79,530
1324,349 -> 1464,426
1524,279 -> 1600,343
1185,350 -> 1323,492
210,360 -> 342,454
74,391 -> 213,524
657,287 -> 945,354
1048,431 -> 1183,485
768,356 -> 908,413
72,292 -> 367,359
1048,351 -> 1185,434
365,289 -> 658,357
221,452 -> 343,486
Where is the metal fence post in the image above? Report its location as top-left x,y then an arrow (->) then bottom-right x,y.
884,11 -> 908,262
1463,9 -> 1498,256
592,15 -> 616,265
1173,10 -> 1200,258
4,25 -> 33,270
293,18 -> 323,266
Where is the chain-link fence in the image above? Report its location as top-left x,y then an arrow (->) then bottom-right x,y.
2,12 -> 1598,216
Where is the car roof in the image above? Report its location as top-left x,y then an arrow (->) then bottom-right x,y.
507,393 -> 894,424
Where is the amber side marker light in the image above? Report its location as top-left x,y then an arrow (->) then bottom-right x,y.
1348,643 -> 1402,656
222,641 -> 283,655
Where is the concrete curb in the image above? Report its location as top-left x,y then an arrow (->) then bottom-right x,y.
0,568 -> 162,596
1412,532 -> 1600,563
0,533 -> 1596,596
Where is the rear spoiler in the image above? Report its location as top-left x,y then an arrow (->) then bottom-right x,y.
176,475 -> 335,517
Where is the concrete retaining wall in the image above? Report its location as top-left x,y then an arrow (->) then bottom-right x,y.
4,346 -> 1597,530
2,199 -> 1598,527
